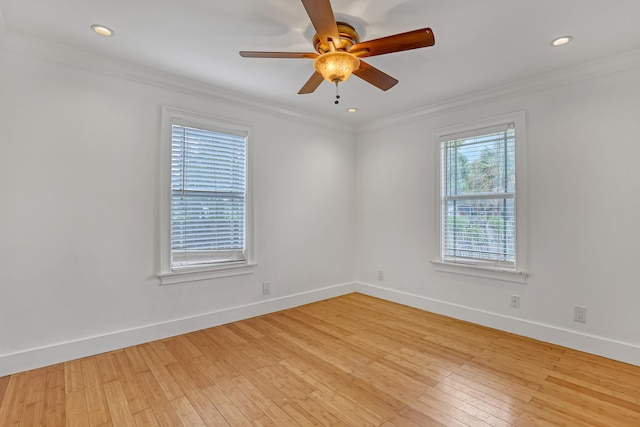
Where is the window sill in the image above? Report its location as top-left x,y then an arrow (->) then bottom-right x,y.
157,262 -> 256,285
431,260 -> 528,284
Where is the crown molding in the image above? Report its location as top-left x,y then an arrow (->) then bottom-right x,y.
3,27 -> 639,137
0,30 -> 356,134
357,48 -> 640,133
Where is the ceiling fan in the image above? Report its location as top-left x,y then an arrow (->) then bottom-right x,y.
239,0 -> 435,102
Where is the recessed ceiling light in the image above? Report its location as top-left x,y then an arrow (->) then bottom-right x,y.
91,25 -> 114,37
550,35 -> 572,47
346,108 -> 358,113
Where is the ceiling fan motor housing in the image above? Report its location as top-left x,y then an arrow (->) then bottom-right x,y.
313,22 -> 360,53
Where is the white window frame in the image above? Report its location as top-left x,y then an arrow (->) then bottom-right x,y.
432,111 -> 528,283
157,106 -> 255,285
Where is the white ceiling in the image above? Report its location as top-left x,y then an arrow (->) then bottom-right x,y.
1,0 -> 640,124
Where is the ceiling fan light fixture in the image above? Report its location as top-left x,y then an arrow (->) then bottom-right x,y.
313,51 -> 360,83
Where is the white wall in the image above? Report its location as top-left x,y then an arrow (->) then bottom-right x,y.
0,47 -> 356,375
355,65 -> 640,364
2,36 -> 639,375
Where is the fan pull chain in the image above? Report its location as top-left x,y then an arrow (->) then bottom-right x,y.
335,81 -> 340,104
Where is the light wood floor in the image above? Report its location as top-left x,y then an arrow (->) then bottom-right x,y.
1,293 -> 639,426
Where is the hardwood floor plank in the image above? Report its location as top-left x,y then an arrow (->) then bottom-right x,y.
64,359 -> 84,393
546,368 -> 640,406
123,346 -> 150,375
257,364 -> 315,402
251,414 -> 278,426
223,386 -> 267,422
0,376 -> 10,406
43,364 -> 66,427
2,293 -> 640,426
517,407 -> 590,427
396,404 -> 450,427
431,380 -> 518,424
0,372 -> 29,426
455,362 -> 539,402
278,357 -> 340,399
560,348 -> 640,382
533,378 -> 640,426
293,396 -> 344,425
164,356 -> 215,392
102,380 -> 136,427
282,308 -> 353,339
545,373 -> 640,413
279,403 -> 323,426
132,407 -> 160,427
95,352 -> 120,384
84,383 -> 111,426
418,386 -> 512,427
203,325 -> 246,349
215,401 -> 253,426
149,341 -> 179,366
201,384 -> 231,407
328,373 -> 405,420
110,350 -> 151,414
162,335 -> 203,362
18,400 -> 45,427
310,388 -> 385,425
65,388 -> 90,427
163,363 -> 229,426
23,367 -> 47,405
225,320 -> 265,340
136,371 -> 184,427
138,344 -> 184,401
552,360 -> 640,399
81,358 -> 103,390
471,348 -> 554,381
403,398 -> 470,427
527,397 -> 607,427
396,345 -> 467,374
230,375 -> 300,425
437,374 -> 524,417
169,395 -> 206,426
349,361 -> 427,403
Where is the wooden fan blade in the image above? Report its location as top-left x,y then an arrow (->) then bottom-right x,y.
239,51 -> 318,59
298,72 -> 325,94
350,28 -> 435,58
301,0 -> 341,50
353,61 -> 398,91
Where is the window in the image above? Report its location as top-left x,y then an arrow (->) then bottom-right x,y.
158,107 -> 254,284
434,112 -> 527,282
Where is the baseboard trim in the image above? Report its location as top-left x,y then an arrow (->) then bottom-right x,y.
5,281 -> 638,376
0,282 -> 356,376
354,282 -> 640,367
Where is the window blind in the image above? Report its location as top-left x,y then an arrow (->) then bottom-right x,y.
171,124 -> 247,269
441,124 -> 516,266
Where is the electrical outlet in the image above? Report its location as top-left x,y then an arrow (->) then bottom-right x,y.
510,295 -> 520,308
377,270 -> 384,281
262,282 -> 270,295
574,305 -> 587,323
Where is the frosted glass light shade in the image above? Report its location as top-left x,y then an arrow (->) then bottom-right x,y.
313,52 -> 360,83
